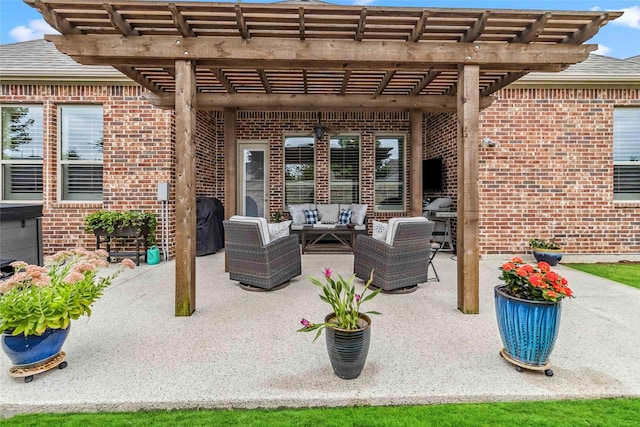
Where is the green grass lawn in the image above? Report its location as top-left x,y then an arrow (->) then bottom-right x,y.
2,399 -> 639,427
565,262 -> 640,289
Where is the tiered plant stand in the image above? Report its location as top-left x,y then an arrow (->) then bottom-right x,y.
94,225 -> 149,265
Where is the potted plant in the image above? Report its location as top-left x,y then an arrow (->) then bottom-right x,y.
0,249 -> 134,382
298,269 -> 380,379
495,257 -> 573,376
84,210 -> 158,265
528,238 -> 562,266
84,210 -> 157,244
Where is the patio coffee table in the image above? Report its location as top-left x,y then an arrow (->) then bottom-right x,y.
301,225 -> 357,254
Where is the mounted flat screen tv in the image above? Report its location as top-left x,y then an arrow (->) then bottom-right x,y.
422,158 -> 443,191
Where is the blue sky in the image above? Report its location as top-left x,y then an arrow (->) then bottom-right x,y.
1,0 -> 639,58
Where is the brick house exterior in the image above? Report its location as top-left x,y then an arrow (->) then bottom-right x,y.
1,40 -> 639,260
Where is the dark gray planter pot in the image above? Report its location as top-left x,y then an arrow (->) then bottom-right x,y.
324,313 -> 371,380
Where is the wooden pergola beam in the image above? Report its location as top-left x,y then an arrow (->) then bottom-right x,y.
235,5 -> 249,40
257,69 -> 272,94
411,70 -> 440,96
211,68 -> 236,94
115,66 -> 162,93
34,0 -> 80,34
410,110 -> 423,217
103,4 -> 138,36
374,71 -> 395,97
356,9 -> 367,42
143,92 -> 496,112
409,10 -> 428,42
340,71 -> 351,95
457,64 -> 480,314
169,3 -> 195,38
463,11 -> 490,43
513,13 -> 552,43
46,35 -> 596,68
174,59 -> 197,316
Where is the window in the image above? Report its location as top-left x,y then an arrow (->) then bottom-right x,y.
375,136 -> 405,211
1,105 -> 43,200
284,136 -> 314,206
614,108 -> 640,200
60,106 -> 103,201
329,135 -> 360,203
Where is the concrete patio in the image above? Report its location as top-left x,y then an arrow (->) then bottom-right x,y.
1,250 -> 639,416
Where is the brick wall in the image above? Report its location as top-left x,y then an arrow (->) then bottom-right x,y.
235,111 -> 412,227
4,82 -> 640,258
479,87 -> 640,255
1,84 -> 175,256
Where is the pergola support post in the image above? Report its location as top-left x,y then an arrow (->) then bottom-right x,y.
174,59 -> 197,316
410,110 -> 424,216
223,108 -> 237,273
224,108 -> 237,219
456,64 -> 480,314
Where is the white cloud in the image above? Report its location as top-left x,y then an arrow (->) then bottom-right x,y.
353,0 -> 376,5
590,7 -> 601,11
9,19 -> 58,42
593,44 -> 612,56
614,6 -> 640,29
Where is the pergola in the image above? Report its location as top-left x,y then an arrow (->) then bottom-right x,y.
26,0 -> 621,315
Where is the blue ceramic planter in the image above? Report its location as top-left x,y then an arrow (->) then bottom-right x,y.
494,286 -> 561,367
324,313 -> 371,379
531,248 -> 562,266
1,326 -> 70,367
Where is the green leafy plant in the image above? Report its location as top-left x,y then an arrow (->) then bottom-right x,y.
499,257 -> 573,302
528,238 -> 561,250
84,210 -> 157,245
0,249 -> 135,336
270,210 -> 284,223
298,268 -> 381,341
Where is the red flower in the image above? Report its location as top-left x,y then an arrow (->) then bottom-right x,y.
538,261 -> 551,273
516,267 -> 528,277
502,262 -> 515,271
511,257 -> 523,264
547,290 -> 558,299
529,275 -> 544,287
545,271 -> 559,282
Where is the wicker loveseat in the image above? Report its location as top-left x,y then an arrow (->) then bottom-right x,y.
353,217 -> 435,293
223,216 -> 301,291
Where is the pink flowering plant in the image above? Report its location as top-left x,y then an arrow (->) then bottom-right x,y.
0,248 -> 135,336
499,257 -> 573,303
298,268 -> 381,341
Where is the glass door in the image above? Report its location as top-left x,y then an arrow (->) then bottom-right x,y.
238,142 -> 268,217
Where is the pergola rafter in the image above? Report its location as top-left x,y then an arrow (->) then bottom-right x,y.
24,0 -> 622,316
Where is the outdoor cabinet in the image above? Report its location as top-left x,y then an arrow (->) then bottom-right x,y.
0,203 -> 43,266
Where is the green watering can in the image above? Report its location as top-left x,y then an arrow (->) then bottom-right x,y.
147,246 -> 160,265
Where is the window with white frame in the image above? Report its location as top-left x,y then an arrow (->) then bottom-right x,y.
374,136 -> 405,211
329,135 -> 360,204
284,136 -> 314,206
1,105 -> 43,201
60,105 -> 103,201
614,108 -> 640,200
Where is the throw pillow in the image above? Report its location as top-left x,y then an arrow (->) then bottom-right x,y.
304,209 -> 319,224
317,204 -> 340,223
267,220 -> 292,241
288,204 -> 311,225
372,220 -> 388,241
338,209 -> 352,225
350,203 -> 368,226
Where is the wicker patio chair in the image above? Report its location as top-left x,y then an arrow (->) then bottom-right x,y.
354,217 -> 435,293
223,216 -> 301,291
